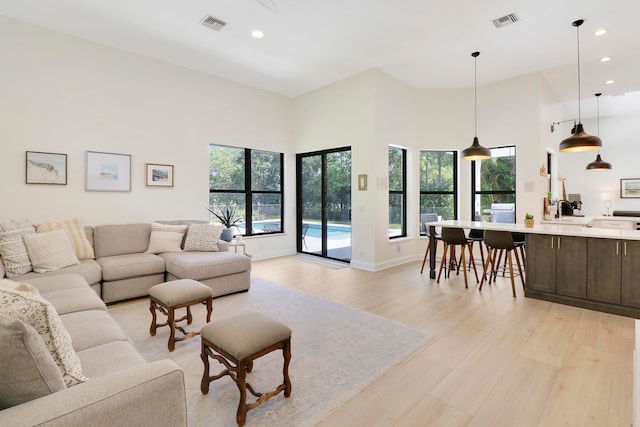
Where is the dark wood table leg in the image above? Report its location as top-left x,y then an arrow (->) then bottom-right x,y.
429,225 -> 436,279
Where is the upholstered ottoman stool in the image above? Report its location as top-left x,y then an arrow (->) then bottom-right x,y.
149,279 -> 213,352
200,311 -> 292,426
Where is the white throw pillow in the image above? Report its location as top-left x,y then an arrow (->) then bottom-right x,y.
35,218 -> 95,260
183,224 -> 224,252
145,223 -> 188,254
0,285 -> 88,386
23,229 -> 80,273
0,219 -> 35,277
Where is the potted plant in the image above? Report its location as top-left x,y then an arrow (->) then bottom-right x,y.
524,213 -> 535,228
208,205 -> 242,241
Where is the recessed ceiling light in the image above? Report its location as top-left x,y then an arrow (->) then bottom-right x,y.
606,80 -> 615,85
600,57 -> 611,62
252,30 -> 264,38
595,29 -> 607,36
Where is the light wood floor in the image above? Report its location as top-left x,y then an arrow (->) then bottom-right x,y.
250,253 -> 634,427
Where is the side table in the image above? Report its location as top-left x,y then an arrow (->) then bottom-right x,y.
227,240 -> 246,255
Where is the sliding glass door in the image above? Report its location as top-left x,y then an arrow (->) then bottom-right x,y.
297,147 -> 351,262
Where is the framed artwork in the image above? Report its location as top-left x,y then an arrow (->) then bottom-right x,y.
146,163 -> 174,187
620,178 -> 640,198
85,151 -> 131,192
26,151 -> 67,185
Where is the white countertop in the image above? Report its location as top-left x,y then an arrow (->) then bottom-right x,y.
426,219 -> 640,241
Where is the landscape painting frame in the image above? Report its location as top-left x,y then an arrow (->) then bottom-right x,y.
145,163 -> 174,187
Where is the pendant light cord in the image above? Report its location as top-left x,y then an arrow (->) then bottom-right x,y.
576,22 -> 582,122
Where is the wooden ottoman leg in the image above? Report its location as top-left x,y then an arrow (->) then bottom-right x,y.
149,300 -> 158,336
168,306 -> 176,352
200,341 -> 211,395
205,297 -> 213,323
236,361 -> 248,427
283,338 -> 292,398
186,305 -> 193,325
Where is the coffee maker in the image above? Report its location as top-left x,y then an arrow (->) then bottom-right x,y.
568,193 -> 583,217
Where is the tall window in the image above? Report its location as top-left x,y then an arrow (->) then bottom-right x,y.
209,144 -> 283,236
389,146 -> 407,238
471,146 -> 516,223
420,150 -> 457,234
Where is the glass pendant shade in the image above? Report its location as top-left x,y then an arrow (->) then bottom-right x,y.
461,137 -> 491,160
586,153 -> 612,170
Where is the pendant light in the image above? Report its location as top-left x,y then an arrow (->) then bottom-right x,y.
586,93 -> 612,170
559,19 -> 602,152
461,51 -> 491,161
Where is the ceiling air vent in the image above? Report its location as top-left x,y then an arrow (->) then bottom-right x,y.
492,13 -> 519,29
201,15 -> 226,31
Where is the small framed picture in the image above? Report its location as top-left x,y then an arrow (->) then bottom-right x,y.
146,163 -> 174,187
86,151 -> 131,192
26,151 -> 67,185
620,178 -> 640,198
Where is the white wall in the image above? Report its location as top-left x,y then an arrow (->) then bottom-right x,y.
0,17 -> 295,259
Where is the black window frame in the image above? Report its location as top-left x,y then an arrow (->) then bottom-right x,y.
388,145 -> 407,239
419,150 -> 458,235
470,145 -> 516,222
209,144 -> 284,237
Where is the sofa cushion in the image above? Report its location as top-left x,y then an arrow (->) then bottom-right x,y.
0,285 -> 87,387
160,251 -> 251,281
14,259 -> 102,286
183,224 -> 224,252
97,253 -> 166,282
35,218 -> 95,260
77,341 -> 146,379
145,223 -> 188,254
0,219 -> 35,277
41,288 -> 107,315
93,223 -> 151,258
61,310 -> 128,351
21,273 -> 90,294
23,230 -> 80,273
0,278 -> 39,294
0,313 -> 66,410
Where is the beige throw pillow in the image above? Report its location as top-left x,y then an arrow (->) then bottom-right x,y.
0,285 -> 88,387
35,218 -> 95,260
0,219 -> 35,277
145,223 -> 188,254
23,230 -> 80,273
183,224 -> 224,252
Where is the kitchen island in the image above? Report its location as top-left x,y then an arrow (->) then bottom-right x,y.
426,219 -> 640,318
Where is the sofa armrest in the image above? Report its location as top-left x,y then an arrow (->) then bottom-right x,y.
0,360 -> 187,427
217,240 -> 229,251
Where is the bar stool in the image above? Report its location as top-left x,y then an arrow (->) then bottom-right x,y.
480,230 -> 525,297
466,229 -> 485,271
437,227 -> 478,288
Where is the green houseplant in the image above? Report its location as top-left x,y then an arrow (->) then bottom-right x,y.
524,213 -> 534,228
208,205 -> 243,241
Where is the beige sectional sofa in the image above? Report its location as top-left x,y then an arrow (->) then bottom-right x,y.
0,273 -> 187,426
5,220 -> 251,303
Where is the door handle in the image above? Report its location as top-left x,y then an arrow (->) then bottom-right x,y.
616,241 -> 619,255
551,236 -> 554,249
557,237 -> 561,250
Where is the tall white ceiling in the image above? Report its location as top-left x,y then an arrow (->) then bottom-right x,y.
2,0 -> 639,116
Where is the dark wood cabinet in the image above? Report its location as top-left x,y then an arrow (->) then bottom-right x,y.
587,238 -> 621,304
526,234 -> 587,298
526,234 -> 557,293
556,236 -> 588,298
621,240 -> 640,308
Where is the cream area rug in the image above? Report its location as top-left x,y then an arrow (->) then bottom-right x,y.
108,278 -> 430,427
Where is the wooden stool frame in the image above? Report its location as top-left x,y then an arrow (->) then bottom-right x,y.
200,336 -> 292,426
149,295 -> 213,352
